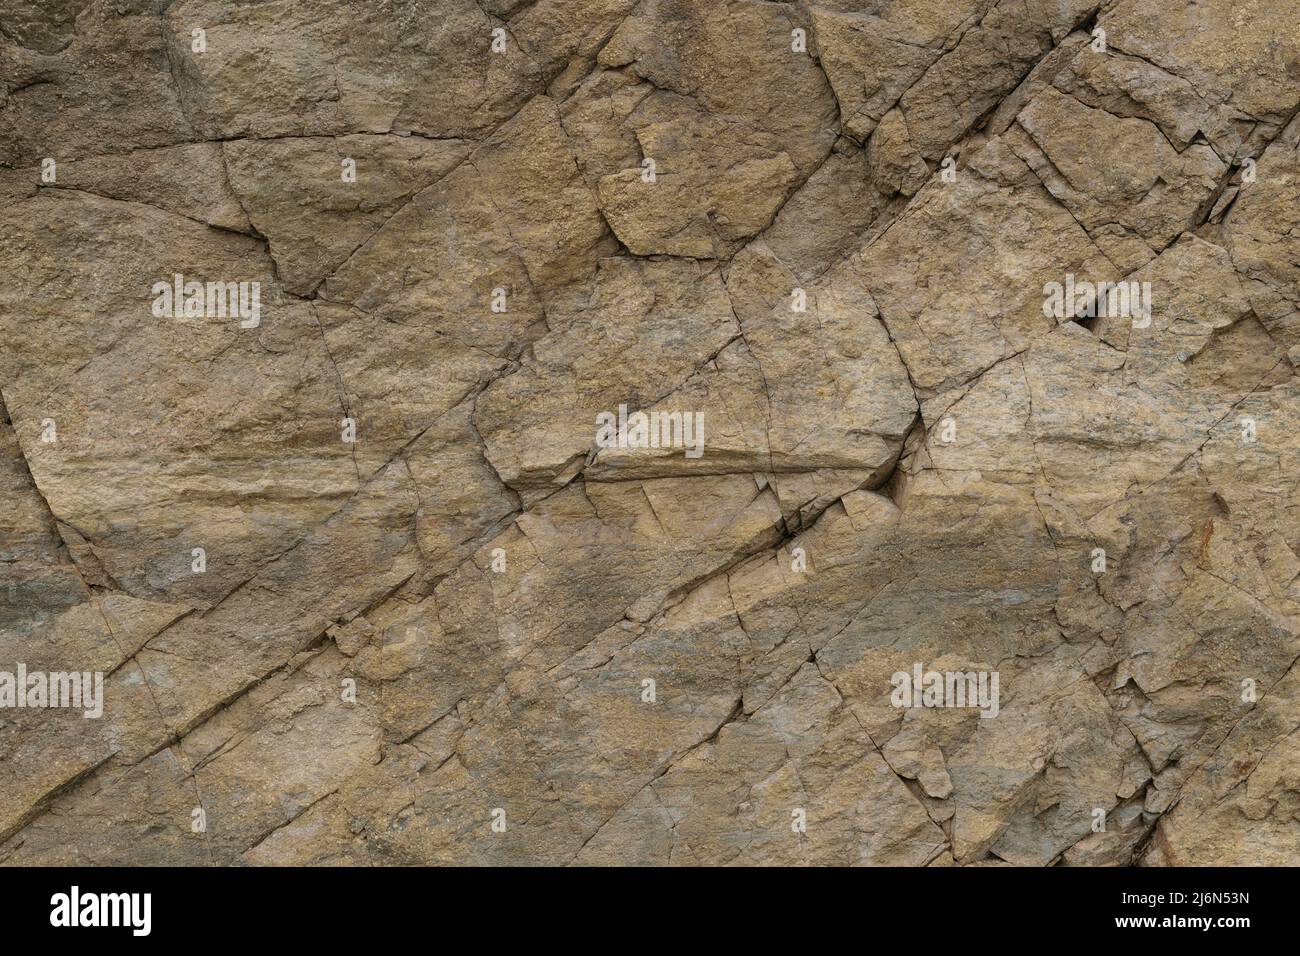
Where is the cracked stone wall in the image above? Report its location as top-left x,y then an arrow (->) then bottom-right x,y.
1,0 -> 1298,867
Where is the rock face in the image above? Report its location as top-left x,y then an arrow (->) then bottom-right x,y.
1,0 -> 1298,868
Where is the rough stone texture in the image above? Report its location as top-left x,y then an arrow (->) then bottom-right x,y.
1,0 -> 1298,867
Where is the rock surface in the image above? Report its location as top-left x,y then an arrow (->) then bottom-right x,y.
1,0 -> 1299,866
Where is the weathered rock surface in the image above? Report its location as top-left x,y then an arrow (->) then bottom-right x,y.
1,0 -> 1298,867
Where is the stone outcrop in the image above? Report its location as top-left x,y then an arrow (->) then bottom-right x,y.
2,0 -> 1298,866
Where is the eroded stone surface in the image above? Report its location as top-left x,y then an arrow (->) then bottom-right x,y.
2,0 -> 1299,867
